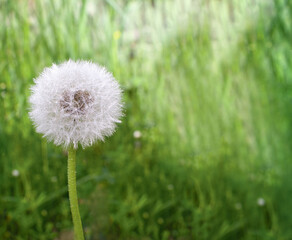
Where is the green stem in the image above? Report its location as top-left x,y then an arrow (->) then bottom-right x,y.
68,146 -> 85,240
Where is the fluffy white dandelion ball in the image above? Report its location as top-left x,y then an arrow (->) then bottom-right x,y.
257,197 -> 265,206
12,169 -> 20,177
29,60 -> 123,148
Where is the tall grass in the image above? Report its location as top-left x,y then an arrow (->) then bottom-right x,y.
0,0 -> 292,239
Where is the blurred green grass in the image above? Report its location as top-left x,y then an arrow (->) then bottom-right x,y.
0,0 -> 292,239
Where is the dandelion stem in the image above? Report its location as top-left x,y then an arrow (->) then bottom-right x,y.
68,146 -> 85,240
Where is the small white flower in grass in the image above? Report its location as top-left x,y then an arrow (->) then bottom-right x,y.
133,130 -> 142,139
257,197 -> 265,206
12,169 -> 20,177
29,60 -> 123,149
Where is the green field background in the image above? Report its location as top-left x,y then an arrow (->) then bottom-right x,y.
1,0 -> 292,239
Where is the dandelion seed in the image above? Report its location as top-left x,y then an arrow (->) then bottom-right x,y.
86,2 -> 96,16
29,16 -> 37,27
257,198 -> 265,206
133,130 -> 142,139
12,169 -> 20,177
29,60 -> 123,149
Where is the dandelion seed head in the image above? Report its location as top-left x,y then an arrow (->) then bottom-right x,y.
12,169 -> 20,177
133,130 -> 142,139
257,198 -> 265,206
29,60 -> 123,148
